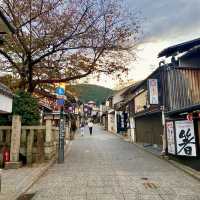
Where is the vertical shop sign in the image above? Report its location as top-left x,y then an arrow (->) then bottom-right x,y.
166,121 -> 175,154
148,79 -> 159,104
175,120 -> 196,156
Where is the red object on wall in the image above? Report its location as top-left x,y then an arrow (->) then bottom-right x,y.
198,113 -> 200,119
2,147 -> 10,163
186,114 -> 193,121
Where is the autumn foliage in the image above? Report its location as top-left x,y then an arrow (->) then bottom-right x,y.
0,0 -> 140,92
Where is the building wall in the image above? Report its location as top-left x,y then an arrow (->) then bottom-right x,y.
108,113 -> 116,133
135,113 -> 163,145
179,49 -> 200,68
0,94 -> 12,113
166,68 -> 200,111
113,93 -> 123,105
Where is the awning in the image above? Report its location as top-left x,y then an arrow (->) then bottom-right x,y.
166,104 -> 200,116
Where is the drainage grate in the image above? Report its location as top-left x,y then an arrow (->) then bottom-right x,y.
17,193 -> 36,200
143,182 -> 158,189
141,177 -> 148,180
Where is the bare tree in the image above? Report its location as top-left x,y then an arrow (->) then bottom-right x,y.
0,0 -> 140,93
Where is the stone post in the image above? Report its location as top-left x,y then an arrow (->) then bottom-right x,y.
5,115 -> 22,169
21,129 -> 27,146
5,130 -> 11,145
36,129 -> 45,163
26,129 -> 34,165
44,120 -> 54,160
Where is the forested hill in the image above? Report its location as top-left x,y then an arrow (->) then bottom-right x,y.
70,84 -> 114,105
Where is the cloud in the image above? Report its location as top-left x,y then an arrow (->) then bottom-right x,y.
87,1 -> 200,88
126,0 -> 200,43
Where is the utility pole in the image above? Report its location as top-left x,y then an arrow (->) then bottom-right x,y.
55,83 -> 66,163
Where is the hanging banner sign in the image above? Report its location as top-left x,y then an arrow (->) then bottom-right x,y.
135,91 -> 148,113
175,120 -> 196,156
166,121 -> 176,154
148,79 -> 159,105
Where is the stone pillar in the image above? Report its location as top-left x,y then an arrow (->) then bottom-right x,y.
26,129 -> 34,165
44,120 -> 54,160
5,130 -> 11,145
21,129 -> 27,145
5,115 -> 22,169
36,129 -> 44,163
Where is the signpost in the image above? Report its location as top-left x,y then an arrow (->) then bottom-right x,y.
56,83 -> 66,163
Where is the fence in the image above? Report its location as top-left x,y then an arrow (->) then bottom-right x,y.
0,117 -> 59,167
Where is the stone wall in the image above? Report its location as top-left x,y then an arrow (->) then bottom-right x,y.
0,117 -> 60,168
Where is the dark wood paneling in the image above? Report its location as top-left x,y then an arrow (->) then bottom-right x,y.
166,69 -> 200,111
135,113 -> 162,145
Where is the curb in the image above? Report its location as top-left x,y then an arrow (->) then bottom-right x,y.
105,129 -> 200,182
9,158 -> 56,200
133,143 -> 200,182
6,141 -> 72,200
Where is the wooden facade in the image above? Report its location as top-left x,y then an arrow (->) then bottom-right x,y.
126,45 -> 200,150
165,67 -> 200,112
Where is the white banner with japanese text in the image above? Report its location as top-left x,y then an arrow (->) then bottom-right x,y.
148,79 -> 159,105
175,120 -> 196,156
166,121 -> 176,154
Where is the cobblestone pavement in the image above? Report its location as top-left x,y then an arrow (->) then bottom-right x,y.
26,126 -> 200,200
0,162 -> 52,200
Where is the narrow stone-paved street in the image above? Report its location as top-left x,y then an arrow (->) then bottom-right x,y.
26,126 -> 200,200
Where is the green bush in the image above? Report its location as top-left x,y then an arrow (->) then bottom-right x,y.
12,91 -> 40,125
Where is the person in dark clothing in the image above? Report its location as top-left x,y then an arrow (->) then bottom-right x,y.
70,120 -> 77,140
88,121 -> 93,135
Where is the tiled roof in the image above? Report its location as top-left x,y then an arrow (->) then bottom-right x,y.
158,37 -> 200,58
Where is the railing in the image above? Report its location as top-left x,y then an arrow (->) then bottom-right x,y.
0,120 -> 59,166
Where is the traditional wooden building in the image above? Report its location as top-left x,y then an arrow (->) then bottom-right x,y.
126,38 -> 200,156
126,68 -> 164,147
158,38 -> 200,157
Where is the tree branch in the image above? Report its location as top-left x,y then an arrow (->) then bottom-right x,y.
34,69 -> 93,84
0,49 -> 16,67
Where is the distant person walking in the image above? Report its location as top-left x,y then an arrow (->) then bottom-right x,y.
80,122 -> 85,136
70,120 -> 77,140
88,121 -> 94,135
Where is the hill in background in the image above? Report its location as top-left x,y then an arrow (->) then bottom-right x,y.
70,84 -> 114,105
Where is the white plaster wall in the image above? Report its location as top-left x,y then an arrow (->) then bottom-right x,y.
108,113 -> 115,133
0,94 -> 13,113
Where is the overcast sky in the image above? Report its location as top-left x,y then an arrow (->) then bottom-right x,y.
88,0 -> 200,88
